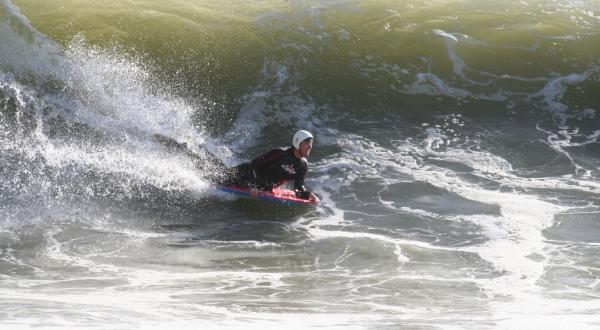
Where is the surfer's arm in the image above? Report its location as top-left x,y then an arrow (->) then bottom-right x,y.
292,159 -> 319,203
293,159 -> 312,199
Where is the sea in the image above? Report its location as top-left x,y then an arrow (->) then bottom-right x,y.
1,0 -> 600,329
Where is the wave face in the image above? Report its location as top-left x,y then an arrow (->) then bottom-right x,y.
1,0 -> 600,328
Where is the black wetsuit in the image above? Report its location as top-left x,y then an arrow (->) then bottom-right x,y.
152,135 -> 312,199
222,147 -> 312,199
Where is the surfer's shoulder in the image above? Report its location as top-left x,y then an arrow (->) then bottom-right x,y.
298,156 -> 308,168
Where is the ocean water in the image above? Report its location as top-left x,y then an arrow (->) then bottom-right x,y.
1,0 -> 600,328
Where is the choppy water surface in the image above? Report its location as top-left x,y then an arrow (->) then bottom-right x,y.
1,0 -> 600,328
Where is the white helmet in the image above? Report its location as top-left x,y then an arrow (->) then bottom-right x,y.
292,130 -> 314,149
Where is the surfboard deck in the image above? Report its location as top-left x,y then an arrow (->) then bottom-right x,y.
217,186 -> 318,206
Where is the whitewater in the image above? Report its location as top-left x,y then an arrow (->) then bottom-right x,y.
1,0 -> 600,329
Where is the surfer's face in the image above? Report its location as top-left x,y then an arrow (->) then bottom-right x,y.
299,139 -> 313,157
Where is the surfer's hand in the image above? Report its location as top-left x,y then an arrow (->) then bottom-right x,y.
249,188 -> 259,199
308,192 -> 320,204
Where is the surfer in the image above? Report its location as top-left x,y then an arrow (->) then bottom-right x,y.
219,130 -> 320,204
155,130 -> 320,204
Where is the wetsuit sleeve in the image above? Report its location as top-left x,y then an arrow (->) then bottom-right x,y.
294,158 -> 311,199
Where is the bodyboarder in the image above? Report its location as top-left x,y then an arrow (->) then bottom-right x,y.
155,130 -> 320,204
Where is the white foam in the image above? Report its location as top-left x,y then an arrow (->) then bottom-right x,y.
428,148 -> 514,175
432,29 -> 461,43
407,72 -> 470,98
61,38 -> 201,141
307,132 -> 593,324
0,8 -> 217,200
0,0 -> 66,81
224,59 -> 322,155
432,29 -> 467,76
1,2 -> 206,146
530,66 -> 599,128
41,142 -> 209,194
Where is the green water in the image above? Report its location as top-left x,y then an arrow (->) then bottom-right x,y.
13,0 -> 600,122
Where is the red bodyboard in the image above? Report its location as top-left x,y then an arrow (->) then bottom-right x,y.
217,186 -> 318,206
